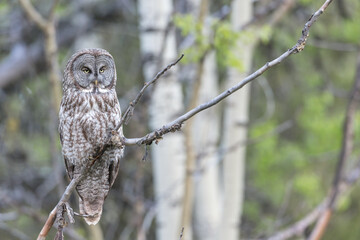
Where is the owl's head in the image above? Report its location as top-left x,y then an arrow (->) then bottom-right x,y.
63,48 -> 117,94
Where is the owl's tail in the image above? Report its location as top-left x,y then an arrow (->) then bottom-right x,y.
79,197 -> 103,225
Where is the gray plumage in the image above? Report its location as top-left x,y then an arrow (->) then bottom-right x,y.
59,48 -> 123,225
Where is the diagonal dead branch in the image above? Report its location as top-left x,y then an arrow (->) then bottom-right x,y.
37,175 -> 84,240
119,53 -> 184,127
37,208 -> 56,240
122,0 -> 334,146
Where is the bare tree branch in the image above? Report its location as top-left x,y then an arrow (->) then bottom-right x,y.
122,0 -> 334,146
37,208 -> 56,240
120,54 -> 184,126
18,0 -> 48,31
37,175 -> 84,240
266,199 -> 328,240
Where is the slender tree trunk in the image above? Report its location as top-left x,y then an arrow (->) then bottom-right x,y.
180,0 -> 221,239
138,1 -> 186,240
220,0 -> 254,239
192,48 -> 221,240
180,1 -> 212,239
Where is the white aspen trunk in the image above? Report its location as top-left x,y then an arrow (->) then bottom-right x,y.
220,0 -> 253,239
178,1 -> 221,239
138,1 -> 186,240
192,49 -> 221,240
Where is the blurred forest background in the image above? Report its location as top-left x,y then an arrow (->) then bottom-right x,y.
0,0 -> 360,239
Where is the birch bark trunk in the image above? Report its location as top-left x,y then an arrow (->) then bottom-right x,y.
182,1 -> 221,239
220,0 -> 254,239
192,49 -> 221,240
138,1 -> 186,239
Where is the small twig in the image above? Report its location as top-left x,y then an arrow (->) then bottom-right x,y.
179,227 -> 185,240
119,53 -> 184,127
73,212 -> 94,218
141,145 -> 150,162
266,199 -> 328,240
64,202 -> 75,224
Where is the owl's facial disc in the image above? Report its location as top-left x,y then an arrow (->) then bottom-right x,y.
73,54 -> 115,93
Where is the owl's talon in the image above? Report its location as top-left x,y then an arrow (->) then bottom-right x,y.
74,212 -> 99,219
109,130 -> 123,149
64,202 -> 75,223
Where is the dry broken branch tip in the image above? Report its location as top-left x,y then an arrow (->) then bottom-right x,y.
120,53 -> 185,126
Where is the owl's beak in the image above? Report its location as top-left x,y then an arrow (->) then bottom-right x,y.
92,79 -> 100,94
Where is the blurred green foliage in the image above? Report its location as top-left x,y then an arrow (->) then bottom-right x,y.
1,0 -> 360,239
244,0 -> 360,237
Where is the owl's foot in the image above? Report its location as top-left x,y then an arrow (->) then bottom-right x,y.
109,130 -> 124,149
74,211 -> 98,218
64,202 -> 75,224
55,202 -> 75,230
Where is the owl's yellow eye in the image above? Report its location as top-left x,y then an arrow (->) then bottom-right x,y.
82,67 -> 90,73
99,67 -> 106,73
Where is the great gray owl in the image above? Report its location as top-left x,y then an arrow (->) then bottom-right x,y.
59,48 -> 123,225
